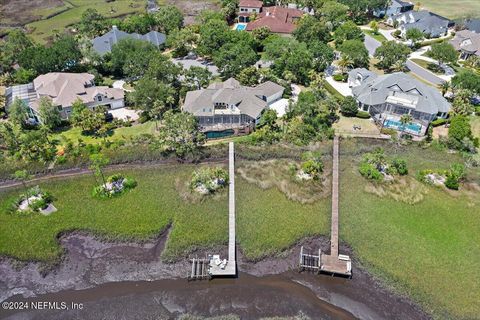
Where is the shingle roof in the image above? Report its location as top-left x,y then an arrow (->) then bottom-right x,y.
450,30 -> 480,55
32,72 -> 124,110
394,10 -> 452,37
463,19 -> 480,33
183,78 -> 284,119
245,6 -> 304,34
351,71 -> 450,115
92,26 -> 166,55
239,0 -> 263,8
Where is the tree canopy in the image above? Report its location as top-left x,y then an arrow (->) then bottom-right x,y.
374,41 -> 411,70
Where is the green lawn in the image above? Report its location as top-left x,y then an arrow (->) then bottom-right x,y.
0,162 -> 329,262
340,139 -> 480,320
419,0 -> 480,19
52,121 -> 157,146
410,58 -> 443,75
471,116 -> 480,139
0,140 -> 479,319
26,0 -> 146,43
364,29 -> 387,43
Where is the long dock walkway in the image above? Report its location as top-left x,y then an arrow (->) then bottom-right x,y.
189,142 -> 236,279
299,136 -> 352,277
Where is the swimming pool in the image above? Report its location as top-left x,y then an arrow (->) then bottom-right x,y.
206,129 -> 235,139
383,119 -> 422,134
235,24 -> 247,31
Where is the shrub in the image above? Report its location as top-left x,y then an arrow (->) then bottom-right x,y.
356,111 -> 370,119
190,167 -> 229,193
340,96 -> 359,116
333,73 -> 348,82
359,162 -> 382,180
392,158 -> 408,175
123,177 -> 138,189
431,118 -> 447,127
93,174 -> 137,198
444,175 -> 459,190
380,127 -> 397,137
30,198 -> 47,211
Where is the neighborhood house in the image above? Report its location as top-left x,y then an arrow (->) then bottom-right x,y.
92,25 -> 166,55
238,0 -> 305,34
182,78 -> 284,136
387,10 -> 453,38
449,29 -> 480,60
373,0 -> 414,18
5,73 -> 124,122
348,69 -> 450,136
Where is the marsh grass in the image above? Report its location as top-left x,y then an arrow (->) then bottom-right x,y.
364,177 -> 428,205
237,160 -> 330,204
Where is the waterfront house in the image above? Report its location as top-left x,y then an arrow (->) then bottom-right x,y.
182,78 -> 284,136
5,72 -> 124,122
348,69 -> 450,135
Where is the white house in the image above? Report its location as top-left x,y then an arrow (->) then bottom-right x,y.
373,0 -> 414,18
238,0 -> 263,14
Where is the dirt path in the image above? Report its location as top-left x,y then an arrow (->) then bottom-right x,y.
0,158 -> 229,190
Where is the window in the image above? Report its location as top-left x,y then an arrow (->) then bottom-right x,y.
97,95 -> 103,102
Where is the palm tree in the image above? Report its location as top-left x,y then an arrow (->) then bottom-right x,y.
400,114 -> 413,137
392,60 -> 405,72
440,81 -> 450,96
337,55 -> 353,74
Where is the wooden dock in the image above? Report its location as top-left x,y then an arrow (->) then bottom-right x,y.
189,142 -> 236,280
299,136 -> 352,277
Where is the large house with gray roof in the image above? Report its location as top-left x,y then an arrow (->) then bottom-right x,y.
5,72 -> 124,123
373,0 -> 414,18
348,69 -> 450,136
183,78 -> 284,134
449,29 -> 480,60
387,10 -> 453,38
92,26 -> 166,55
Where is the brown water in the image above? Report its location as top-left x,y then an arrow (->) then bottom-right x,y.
0,232 -> 430,320
1,273 -> 358,320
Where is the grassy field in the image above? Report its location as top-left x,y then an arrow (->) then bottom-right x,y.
0,140 -> 479,319
52,121 -> 157,146
471,116 -> 480,138
419,0 -> 480,19
0,161 -> 329,262
25,0 -> 146,43
364,29 -> 387,43
340,139 -> 480,319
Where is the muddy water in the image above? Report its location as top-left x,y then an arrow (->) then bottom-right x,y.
1,273 -> 358,320
0,232 -> 430,320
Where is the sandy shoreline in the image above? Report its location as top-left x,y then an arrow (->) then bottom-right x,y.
0,229 -> 430,320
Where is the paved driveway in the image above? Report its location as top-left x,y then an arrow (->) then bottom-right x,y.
406,60 -> 445,85
172,58 -> 219,76
364,34 -> 381,57
326,77 -> 352,97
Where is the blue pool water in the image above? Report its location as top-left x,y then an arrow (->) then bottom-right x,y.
384,119 -> 422,133
206,129 -> 235,139
235,24 -> 246,31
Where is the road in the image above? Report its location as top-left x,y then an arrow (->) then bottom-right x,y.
406,60 -> 445,85
364,34 -> 381,57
